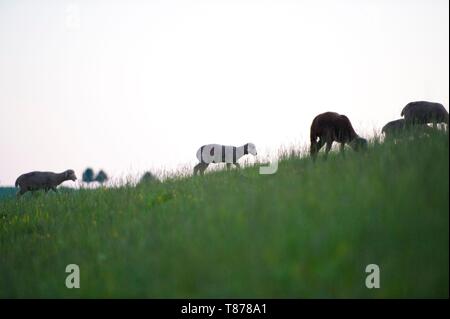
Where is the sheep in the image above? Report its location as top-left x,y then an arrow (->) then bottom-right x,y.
382,119 -> 408,139
310,112 -> 367,159
382,118 -> 432,140
15,169 -> 77,197
139,171 -> 160,185
193,143 -> 257,175
401,101 -> 449,126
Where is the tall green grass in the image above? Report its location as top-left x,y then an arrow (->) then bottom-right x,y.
0,131 -> 448,298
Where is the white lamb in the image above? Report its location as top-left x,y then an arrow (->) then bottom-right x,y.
193,143 -> 257,175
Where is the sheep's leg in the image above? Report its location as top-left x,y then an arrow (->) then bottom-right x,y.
310,139 -> 325,160
324,141 -> 332,159
16,188 -> 26,198
317,139 -> 325,151
339,143 -> 346,156
193,163 -> 201,176
226,163 -> 232,171
310,142 -> 317,158
194,162 -> 208,176
234,163 -> 241,169
199,163 -> 208,175
51,187 -> 58,193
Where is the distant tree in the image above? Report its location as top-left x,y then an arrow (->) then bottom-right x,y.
140,171 -> 159,185
82,168 -> 95,183
95,170 -> 108,184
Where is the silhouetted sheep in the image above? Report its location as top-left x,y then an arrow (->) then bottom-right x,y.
401,101 -> 449,126
382,118 -> 432,140
382,119 -> 407,139
310,112 -> 367,159
15,170 -> 77,197
193,143 -> 257,175
140,172 -> 160,184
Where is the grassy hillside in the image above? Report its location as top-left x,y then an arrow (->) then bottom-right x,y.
0,132 -> 448,298
0,188 -> 16,200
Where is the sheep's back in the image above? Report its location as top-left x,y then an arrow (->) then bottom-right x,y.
382,119 -> 405,134
402,101 -> 448,123
311,112 -> 357,142
16,171 -> 55,188
196,144 -> 239,164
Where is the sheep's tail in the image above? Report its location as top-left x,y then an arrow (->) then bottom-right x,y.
310,120 -> 317,143
15,177 -> 20,188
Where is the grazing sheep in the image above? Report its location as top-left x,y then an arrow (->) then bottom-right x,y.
193,143 -> 257,175
310,112 -> 367,159
401,101 -> 449,126
15,169 -> 77,197
382,118 -> 432,140
140,171 -> 160,184
382,119 -> 408,139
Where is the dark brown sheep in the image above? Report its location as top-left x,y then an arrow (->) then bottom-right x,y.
382,119 -> 407,139
15,170 -> 77,197
310,112 -> 367,159
382,118 -> 432,140
401,101 -> 449,126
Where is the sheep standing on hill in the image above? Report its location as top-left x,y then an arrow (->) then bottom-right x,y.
15,170 -> 77,197
382,119 -> 407,139
382,118 -> 432,140
310,112 -> 367,159
401,101 -> 449,126
193,143 -> 257,175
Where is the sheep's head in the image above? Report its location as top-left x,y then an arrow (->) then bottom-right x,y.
246,143 -> 257,156
65,170 -> 77,181
349,137 -> 368,151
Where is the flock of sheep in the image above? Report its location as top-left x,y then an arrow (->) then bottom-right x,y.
14,100 -> 449,197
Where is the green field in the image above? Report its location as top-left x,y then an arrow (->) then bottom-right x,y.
0,188 -> 16,200
0,131 -> 448,298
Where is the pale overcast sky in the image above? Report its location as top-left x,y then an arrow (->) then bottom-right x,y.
0,0 -> 449,185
